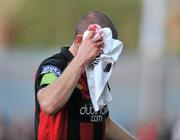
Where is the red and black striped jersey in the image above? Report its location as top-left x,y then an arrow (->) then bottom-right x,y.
34,47 -> 109,140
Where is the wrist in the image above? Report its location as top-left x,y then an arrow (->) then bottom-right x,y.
74,55 -> 86,70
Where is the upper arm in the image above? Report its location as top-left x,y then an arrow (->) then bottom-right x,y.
35,64 -> 63,114
36,64 -> 62,92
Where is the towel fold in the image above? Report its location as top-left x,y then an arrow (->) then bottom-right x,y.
83,24 -> 123,111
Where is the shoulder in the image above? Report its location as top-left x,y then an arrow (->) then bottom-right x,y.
34,47 -> 73,91
40,52 -> 67,70
35,51 -> 68,81
38,47 -> 73,72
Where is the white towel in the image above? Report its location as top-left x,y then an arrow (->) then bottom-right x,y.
83,24 -> 123,111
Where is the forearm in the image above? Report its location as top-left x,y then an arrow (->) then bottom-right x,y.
105,117 -> 136,140
38,56 -> 84,115
37,31 -> 103,115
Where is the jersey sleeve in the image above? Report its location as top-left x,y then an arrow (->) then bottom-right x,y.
35,64 -> 62,91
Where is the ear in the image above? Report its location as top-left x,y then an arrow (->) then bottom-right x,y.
75,34 -> 83,47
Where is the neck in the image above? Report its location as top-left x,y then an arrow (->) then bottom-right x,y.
69,42 -> 78,57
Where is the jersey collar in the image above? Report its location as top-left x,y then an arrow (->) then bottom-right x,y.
61,47 -> 74,62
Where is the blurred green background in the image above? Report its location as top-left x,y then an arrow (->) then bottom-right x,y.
13,0 -> 141,49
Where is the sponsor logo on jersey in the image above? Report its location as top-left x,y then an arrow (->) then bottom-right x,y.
80,104 -> 108,122
76,83 -> 83,90
41,65 -> 61,77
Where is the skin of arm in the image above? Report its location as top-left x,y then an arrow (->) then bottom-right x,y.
105,116 -> 137,140
37,31 -> 104,115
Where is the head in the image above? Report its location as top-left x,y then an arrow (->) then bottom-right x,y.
73,11 -> 118,47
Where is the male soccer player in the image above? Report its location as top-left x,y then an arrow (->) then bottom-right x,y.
35,10 -> 136,140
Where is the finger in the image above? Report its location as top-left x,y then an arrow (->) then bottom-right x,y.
93,34 -> 103,43
88,27 -> 95,32
86,31 -> 95,40
94,41 -> 104,48
98,30 -> 103,36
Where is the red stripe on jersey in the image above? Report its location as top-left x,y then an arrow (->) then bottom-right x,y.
38,106 -> 68,140
78,72 -> 90,100
80,122 -> 94,140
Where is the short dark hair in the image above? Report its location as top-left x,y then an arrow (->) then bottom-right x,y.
74,11 -> 118,39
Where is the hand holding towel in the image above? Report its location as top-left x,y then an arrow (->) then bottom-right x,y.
83,24 -> 123,111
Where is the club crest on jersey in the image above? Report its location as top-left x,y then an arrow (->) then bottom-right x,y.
41,65 -> 61,77
76,83 -> 83,90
